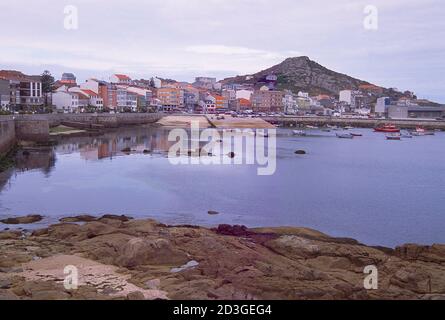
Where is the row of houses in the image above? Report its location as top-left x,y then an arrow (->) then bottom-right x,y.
1,70 -> 443,119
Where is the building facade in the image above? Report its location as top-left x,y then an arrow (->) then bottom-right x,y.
157,87 -> 184,111
251,89 -> 284,112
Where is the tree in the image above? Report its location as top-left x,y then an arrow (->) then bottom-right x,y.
41,70 -> 55,107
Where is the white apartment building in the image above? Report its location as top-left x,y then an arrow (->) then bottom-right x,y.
52,91 -> 79,113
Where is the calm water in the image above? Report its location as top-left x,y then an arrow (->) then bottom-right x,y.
1,126 -> 444,247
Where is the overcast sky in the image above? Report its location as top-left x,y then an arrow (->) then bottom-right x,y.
0,0 -> 444,102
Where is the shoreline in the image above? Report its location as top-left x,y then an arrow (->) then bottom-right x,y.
0,215 -> 444,300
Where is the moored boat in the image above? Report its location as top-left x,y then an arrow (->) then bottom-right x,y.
386,133 -> 401,140
350,132 -> 363,137
293,130 -> 306,136
374,124 -> 400,133
412,126 -> 435,136
336,133 -> 354,139
401,131 -> 413,138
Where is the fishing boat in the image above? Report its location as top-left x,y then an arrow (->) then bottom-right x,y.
293,130 -> 306,136
336,133 -> 354,139
386,133 -> 401,140
374,124 -> 400,133
412,126 -> 435,136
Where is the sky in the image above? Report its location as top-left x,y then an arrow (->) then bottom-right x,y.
0,0 -> 444,102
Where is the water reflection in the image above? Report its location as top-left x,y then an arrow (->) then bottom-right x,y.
54,126 -> 174,161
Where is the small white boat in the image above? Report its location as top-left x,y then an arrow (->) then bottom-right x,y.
293,130 -> 307,136
350,132 -> 363,137
305,125 -> 318,129
401,131 -> 412,138
344,126 -> 354,130
336,133 -> 354,139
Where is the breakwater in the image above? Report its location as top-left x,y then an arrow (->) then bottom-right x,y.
263,116 -> 445,130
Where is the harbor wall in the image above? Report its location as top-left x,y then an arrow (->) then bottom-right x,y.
0,116 -> 16,156
0,113 -> 164,154
263,116 -> 445,130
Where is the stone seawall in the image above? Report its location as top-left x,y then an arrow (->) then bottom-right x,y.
0,116 -> 16,156
14,117 -> 50,142
0,113 -> 164,154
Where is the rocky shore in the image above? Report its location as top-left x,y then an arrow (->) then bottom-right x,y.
0,215 -> 444,300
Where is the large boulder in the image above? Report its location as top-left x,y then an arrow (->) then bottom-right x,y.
1,215 -> 43,224
116,238 -> 189,268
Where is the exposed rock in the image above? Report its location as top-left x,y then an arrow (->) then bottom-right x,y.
1,215 -> 43,224
395,244 -> 445,264
0,289 -> 19,300
0,231 -> 21,240
116,238 -> 189,268
99,214 -> 133,222
0,279 -> 12,289
60,215 -> 97,223
1,219 -> 445,300
145,279 -> 160,290
127,291 -> 145,300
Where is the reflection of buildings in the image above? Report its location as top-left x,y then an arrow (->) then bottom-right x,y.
14,148 -> 56,176
74,127 -> 174,161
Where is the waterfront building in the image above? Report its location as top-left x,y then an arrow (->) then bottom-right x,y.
375,97 -> 391,116
157,87 -> 184,112
236,98 -> 251,112
127,86 -> 153,111
222,89 -> 237,110
283,90 -> 298,114
80,89 -> 103,110
386,104 -> 445,120
199,94 -> 216,113
52,90 -> 79,113
184,88 -> 200,112
68,86 -> 103,110
0,70 -> 43,110
251,87 -> 284,112
212,93 -> 228,111
339,89 -> 365,110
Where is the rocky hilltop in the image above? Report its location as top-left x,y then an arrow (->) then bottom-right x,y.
221,56 -> 425,102
0,215 -> 444,300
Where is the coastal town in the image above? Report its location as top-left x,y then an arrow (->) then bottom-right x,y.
1,66 -> 444,121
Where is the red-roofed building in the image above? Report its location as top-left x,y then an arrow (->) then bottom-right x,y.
110,74 -> 132,84
236,98 -> 252,111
